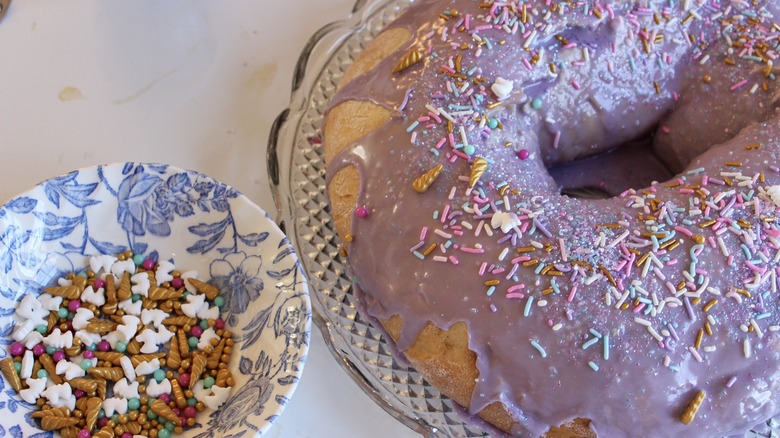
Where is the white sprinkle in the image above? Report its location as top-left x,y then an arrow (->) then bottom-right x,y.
744,339 -> 752,358
634,317 -> 651,327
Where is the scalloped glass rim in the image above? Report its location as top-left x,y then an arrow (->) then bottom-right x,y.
0,162 -> 311,437
266,0 -> 779,436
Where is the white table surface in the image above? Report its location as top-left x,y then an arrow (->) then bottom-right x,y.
0,1 -> 416,437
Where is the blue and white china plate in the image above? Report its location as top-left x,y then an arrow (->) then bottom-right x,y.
0,162 -> 310,437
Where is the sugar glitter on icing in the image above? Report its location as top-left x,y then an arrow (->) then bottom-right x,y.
327,0 -> 780,436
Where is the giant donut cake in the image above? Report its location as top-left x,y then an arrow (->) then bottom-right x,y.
323,0 -> 780,436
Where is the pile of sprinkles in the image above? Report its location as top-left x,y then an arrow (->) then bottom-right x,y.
2,252 -> 234,437
344,0 -> 780,429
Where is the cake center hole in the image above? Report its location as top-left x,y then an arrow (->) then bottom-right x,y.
547,132 -> 674,199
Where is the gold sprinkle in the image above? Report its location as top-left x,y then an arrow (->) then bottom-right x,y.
698,220 -> 716,228
695,328 -> 704,350
724,161 -> 742,167
598,223 -> 621,229
484,279 -> 500,286
680,390 -> 706,425
691,235 -> 705,244
546,270 -> 564,277
540,265 -> 553,275
724,58 -> 736,66
542,288 -> 554,295
517,247 -> 535,253
620,303 -> 630,311
599,265 -> 616,287
745,143 -> 761,150
736,288 -> 751,298
522,259 -> 539,267
724,177 -> 733,187
636,253 -> 650,267
703,75 -> 711,83
704,321 -> 713,336
691,297 -> 701,306
423,243 -> 437,257
487,101 -> 502,109
413,164 -> 444,193
392,49 -> 423,74
654,81 -> 661,94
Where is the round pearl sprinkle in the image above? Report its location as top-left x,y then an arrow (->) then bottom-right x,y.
122,433 -> 133,438
68,299 -> 81,312
355,206 -> 369,218
158,393 -> 171,404
133,254 -> 145,265
203,376 -> 215,389
154,369 -> 166,383
97,418 -> 109,428
531,97 -> 543,109
178,373 -> 191,388
57,307 -> 68,318
78,430 -> 91,438
32,344 -> 45,357
35,324 -> 47,334
517,149 -> 530,160
463,144 -> 476,155
9,342 -> 24,356
141,258 -> 155,270
214,297 -> 225,308
488,118 -> 499,129
128,398 -> 141,410
184,406 -> 197,418
171,277 -> 184,289
93,278 -> 105,289
80,359 -> 92,371
215,319 -> 225,330
74,389 -> 86,399
52,351 -> 66,362
37,369 -> 48,378
97,340 -> 111,352
83,350 -> 95,360
45,346 -> 56,355
190,326 -> 204,338
115,341 -> 127,353
158,429 -> 171,438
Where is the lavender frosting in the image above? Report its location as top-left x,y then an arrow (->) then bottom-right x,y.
326,0 -> 780,436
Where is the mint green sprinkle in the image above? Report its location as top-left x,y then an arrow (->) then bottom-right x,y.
13,362 -> 21,372
35,324 -> 47,334
582,337 -> 600,350
588,361 -> 599,371
187,397 -> 197,407
133,254 -> 145,265
603,334 -> 610,360
488,118 -> 499,129
530,340 -> 547,358
200,320 -> 209,330
115,341 -> 127,353
214,296 -> 225,308
531,98 -> 542,110
463,144 -> 476,155
153,369 -> 166,383
204,376 -> 216,389
487,286 -> 496,296
413,251 -> 424,260
188,337 -> 199,348
132,293 -> 142,303
128,398 -> 141,410
80,359 -> 92,371
57,307 -> 68,319
524,296 -> 534,317
45,346 -> 56,355
37,369 -> 48,378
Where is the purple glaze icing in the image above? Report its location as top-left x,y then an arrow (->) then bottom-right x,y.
326,0 -> 780,436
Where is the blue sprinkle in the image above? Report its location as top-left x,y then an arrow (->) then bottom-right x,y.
430,148 -> 439,157
582,337 -> 600,350
406,121 -> 419,132
756,312 -> 772,320
524,296 -> 534,317
682,219 -> 693,226
530,340 -> 547,358
589,328 -> 602,338
669,365 -> 680,372
413,251 -> 425,260
487,286 -> 496,296
588,361 -> 599,372
433,211 -> 439,220
687,167 -> 705,175
534,263 -> 545,275
603,334 -> 610,360
741,244 -> 752,259
444,240 -> 453,249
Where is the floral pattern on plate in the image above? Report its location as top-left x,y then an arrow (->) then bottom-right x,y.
0,162 -> 310,437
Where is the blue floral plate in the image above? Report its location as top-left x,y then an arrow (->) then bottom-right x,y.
0,162 -> 310,437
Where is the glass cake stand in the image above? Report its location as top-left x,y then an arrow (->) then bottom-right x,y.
267,0 -> 780,436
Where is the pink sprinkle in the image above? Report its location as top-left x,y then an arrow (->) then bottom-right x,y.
448,256 -> 460,265
517,149 -> 530,160
553,131 -> 561,149
355,206 -> 369,218
459,246 -> 485,254
731,79 -> 748,91
522,58 -> 533,70
674,226 -> 693,237
571,80 -> 581,90
420,227 -> 428,240
506,292 -> 525,300
479,262 -> 488,276
490,304 -> 497,313
661,126 -> 670,134
567,284 -> 579,302
632,303 -> 646,314
512,256 -> 531,264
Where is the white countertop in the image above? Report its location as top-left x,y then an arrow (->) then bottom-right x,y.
0,1 -> 416,436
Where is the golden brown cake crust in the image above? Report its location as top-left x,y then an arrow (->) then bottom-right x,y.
323,22 -> 593,438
